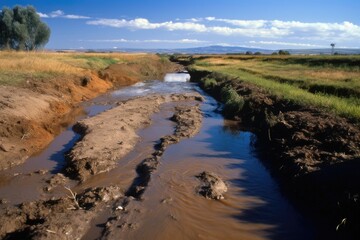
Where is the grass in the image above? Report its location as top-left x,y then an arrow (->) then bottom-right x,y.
190,54 -> 360,120
0,51 -> 153,86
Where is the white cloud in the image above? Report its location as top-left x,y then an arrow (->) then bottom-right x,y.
49,10 -> 64,18
38,10 -> 90,19
82,38 -> 208,44
86,17 -> 360,40
87,18 -> 207,32
206,17 -> 267,28
37,12 -> 49,18
249,40 -> 326,48
63,14 -> 90,19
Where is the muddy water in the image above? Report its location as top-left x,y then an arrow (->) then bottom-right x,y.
113,86 -> 314,240
0,73 -> 314,239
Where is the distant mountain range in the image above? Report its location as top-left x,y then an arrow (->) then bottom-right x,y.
61,45 -> 360,55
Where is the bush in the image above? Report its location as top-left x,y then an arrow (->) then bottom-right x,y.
220,86 -> 244,118
202,77 -> 217,89
278,50 -> 290,55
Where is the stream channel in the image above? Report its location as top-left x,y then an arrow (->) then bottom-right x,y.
0,73 -> 315,239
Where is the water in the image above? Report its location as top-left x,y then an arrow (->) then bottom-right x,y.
0,72 -> 314,239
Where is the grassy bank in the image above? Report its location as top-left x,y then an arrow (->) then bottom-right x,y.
186,54 -> 360,121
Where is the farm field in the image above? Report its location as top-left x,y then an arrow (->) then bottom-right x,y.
188,54 -> 360,120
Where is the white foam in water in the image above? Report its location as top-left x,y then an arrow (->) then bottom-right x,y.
164,73 -> 190,82
133,82 -> 146,87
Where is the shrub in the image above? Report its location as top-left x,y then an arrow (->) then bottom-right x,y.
220,86 -> 244,118
202,77 -> 217,89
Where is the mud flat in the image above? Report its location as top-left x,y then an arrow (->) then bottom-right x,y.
65,93 -> 203,182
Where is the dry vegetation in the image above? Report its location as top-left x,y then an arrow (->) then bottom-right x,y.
189,54 -> 360,120
0,51 -> 158,86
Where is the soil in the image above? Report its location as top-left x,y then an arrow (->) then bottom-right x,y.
0,92 -> 204,239
65,93 -> 203,182
0,58 -> 180,171
189,69 -> 360,239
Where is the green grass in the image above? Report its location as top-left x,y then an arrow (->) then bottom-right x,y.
191,55 -> 360,120
72,55 -> 119,70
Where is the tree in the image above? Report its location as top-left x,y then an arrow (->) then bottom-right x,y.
330,43 -> 336,55
0,5 -> 50,50
278,50 -> 290,55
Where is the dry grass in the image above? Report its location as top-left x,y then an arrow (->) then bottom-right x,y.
0,51 -> 153,86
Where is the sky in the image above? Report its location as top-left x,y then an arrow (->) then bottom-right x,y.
2,0 -> 360,50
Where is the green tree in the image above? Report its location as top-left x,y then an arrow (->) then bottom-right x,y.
278,50 -> 290,55
0,5 -> 50,50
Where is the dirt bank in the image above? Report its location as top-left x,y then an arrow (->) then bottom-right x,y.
189,69 -> 360,239
65,93 -> 203,182
0,56 -> 180,171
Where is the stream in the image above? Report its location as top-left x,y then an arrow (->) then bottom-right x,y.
0,73 -> 314,239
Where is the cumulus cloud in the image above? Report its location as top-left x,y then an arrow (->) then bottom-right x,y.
38,10 -> 90,19
87,18 -> 207,32
37,12 -> 49,18
86,17 -> 360,40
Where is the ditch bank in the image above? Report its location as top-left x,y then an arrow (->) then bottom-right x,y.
188,68 -> 360,239
0,57 -> 181,171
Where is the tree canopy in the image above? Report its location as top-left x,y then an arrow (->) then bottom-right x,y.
0,5 -> 50,50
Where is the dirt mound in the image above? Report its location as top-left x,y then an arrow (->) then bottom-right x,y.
196,171 -> 228,200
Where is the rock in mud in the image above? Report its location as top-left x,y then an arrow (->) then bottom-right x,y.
196,171 -> 227,200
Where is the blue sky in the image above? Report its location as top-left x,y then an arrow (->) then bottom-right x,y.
2,0 -> 360,49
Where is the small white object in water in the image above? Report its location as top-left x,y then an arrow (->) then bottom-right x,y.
115,205 -> 124,210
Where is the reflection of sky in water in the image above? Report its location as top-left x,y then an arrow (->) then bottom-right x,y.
111,73 -> 196,101
164,73 -> 190,82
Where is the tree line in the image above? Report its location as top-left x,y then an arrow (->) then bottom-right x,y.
0,5 -> 50,50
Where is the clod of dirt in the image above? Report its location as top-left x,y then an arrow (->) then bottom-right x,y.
196,171 -> 228,200
44,173 -> 68,192
0,186 -> 123,239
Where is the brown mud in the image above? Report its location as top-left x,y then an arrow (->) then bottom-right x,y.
65,93 -> 203,182
0,92 -> 204,239
0,57 -> 180,171
189,69 -> 360,239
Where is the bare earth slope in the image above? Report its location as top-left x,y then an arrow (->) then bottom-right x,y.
0,56 -> 180,170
